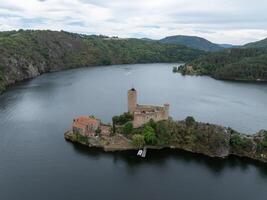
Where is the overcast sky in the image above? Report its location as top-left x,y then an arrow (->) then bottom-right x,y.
0,0 -> 267,45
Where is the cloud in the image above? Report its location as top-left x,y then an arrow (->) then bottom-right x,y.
0,0 -> 266,45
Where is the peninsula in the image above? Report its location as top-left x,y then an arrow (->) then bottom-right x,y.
65,88 -> 267,163
173,47 -> 267,82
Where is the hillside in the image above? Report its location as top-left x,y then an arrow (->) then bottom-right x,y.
243,37 -> 267,48
218,44 -> 238,48
0,30 -> 204,93
159,35 -> 224,52
177,48 -> 267,81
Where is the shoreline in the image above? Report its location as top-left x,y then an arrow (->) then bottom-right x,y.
174,64 -> 267,83
174,70 -> 267,83
64,121 -> 267,164
0,62 -> 182,95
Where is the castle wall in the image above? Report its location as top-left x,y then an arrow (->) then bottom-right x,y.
133,106 -> 169,128
136,105 -> 164,112
127,88 -> 170,128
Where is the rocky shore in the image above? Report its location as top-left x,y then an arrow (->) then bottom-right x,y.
64,118 -> 267,163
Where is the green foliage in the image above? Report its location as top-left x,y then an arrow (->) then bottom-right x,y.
244,38 -> 267,48
112,112 -> 133,126
0,65 -> 5,92
261,131 -> 267,147
147,119 -> 157,130
0,30 -> 205,93
75,134 -> 88,144
122,122 -> 133,135
132,134 -> 145,148
185,116 -> 195,127
0,65 -> 3,80
230,133 -> 251,149
159,35 -> 223,52
150,118 -> 230,155
143,125 -> 157,145
184,131 -> 198,145
183,48 -> 267,81
95,127 -> 101,134
154,120 -> 172,145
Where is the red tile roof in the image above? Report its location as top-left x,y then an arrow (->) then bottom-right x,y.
73,116 -> 99,129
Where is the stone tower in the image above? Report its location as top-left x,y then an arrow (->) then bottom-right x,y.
164,103 -> 170,119
128,88 -> 137,113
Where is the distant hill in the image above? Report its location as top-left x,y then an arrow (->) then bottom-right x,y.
243,37 -> 267,48
159,35 -> 224,52
0,30 -> 204,93
179,48 -> 267,82
177,36 -> 267,82
218,44 -> 238,48
140,38 -> 155,42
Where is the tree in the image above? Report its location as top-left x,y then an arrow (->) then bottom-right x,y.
148,119 -> 156,130
123,122 -> 133,135
185,116 -> 195,127
155,121 -> 171,145
143,125 -> 157,145
95,127 -> 101,134
132,134 -> 145,148
112,112 -> 133,125
230,133 -> 252,149
260,131 -> 267,148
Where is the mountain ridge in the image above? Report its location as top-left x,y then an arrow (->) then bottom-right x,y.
243,37 -> 267,48
0,30 -> 204,93
158,35 -> 225,52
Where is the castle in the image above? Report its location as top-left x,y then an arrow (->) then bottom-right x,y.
128,88 -> 169,128
72,88 -> 169,137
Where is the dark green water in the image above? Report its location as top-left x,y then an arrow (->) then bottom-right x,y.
0,63 -> 267,200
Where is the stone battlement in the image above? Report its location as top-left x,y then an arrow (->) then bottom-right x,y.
128,88 -> 169,128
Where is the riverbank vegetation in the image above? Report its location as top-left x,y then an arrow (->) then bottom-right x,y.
126,117 -> 230,157
0,30 -> 205,93
0,65 -> 4,92
177,48 -> 267,81
65,116 -> 267,163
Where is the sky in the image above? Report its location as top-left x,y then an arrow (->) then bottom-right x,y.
0,0 -> 267,45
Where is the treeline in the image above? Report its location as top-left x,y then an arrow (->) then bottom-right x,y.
0,30 -> 204,93
179,48 -> 267,81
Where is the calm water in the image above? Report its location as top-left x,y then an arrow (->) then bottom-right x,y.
1,63 -> 267,200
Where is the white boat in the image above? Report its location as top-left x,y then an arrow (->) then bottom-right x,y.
141,147 -> 147,158
137,150 -> 143,156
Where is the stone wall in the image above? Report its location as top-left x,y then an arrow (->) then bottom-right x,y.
133,107 -> 168,128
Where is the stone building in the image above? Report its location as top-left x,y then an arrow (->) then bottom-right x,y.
128,88 -> 169,128
72,116 -> 101,137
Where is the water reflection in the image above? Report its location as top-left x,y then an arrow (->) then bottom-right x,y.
69,141 -> 267,178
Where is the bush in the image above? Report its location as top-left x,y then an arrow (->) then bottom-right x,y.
123,122 -> 133,135
112,112 -> 133,126
155,121 -> 171,145
260,131 -> 267,148
76,134 -> 88,144
143,125 -> 157,145
185,116 -> 195,127
147,119 -> 157,130
95,127 -> 101,134
230,134 -> 251,149
132,134 -> 145,148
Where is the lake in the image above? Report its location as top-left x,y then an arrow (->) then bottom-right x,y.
0,63 -> 267,200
